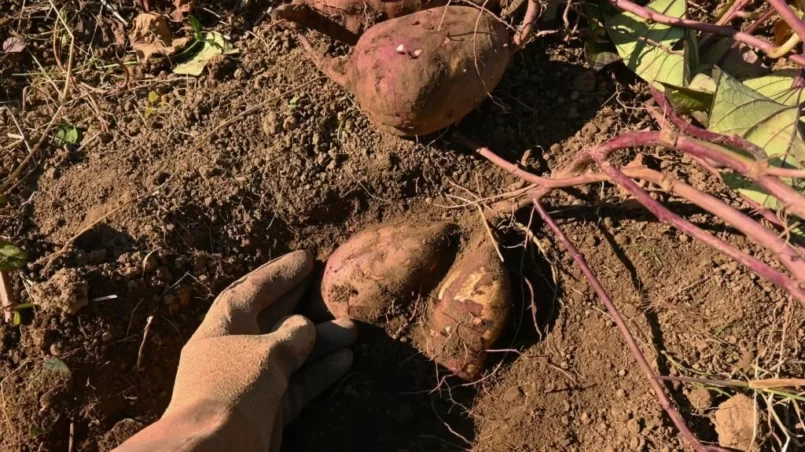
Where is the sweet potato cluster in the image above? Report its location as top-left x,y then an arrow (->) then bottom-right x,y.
320,223 -> 511,379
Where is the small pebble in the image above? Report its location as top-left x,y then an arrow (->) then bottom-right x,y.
282,116 -> 297,132
614,234 -> 630,245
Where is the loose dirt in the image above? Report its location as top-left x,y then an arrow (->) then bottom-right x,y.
1,2 -> 802,451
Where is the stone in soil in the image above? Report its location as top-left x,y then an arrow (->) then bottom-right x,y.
29,268 -> 89,315
712,394 -> 757,451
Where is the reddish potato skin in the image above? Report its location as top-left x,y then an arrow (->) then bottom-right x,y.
302,6 -> 511,136
322,223 -> 457,321
426,242 -> 511,379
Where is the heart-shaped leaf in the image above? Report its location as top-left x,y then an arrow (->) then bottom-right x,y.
709,67 -> 805,210
742,69 -> 805,107
606,0 -> 690,88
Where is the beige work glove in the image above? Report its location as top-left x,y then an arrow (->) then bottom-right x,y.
116,251 -> 356,452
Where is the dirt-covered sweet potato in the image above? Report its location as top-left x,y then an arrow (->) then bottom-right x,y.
300,6 -> 512,136
321,222 -> 458,321
425,241 -> 511,379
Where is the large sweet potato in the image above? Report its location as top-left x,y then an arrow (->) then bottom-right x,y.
300,6 -> 512,136
425,240 -> 511,379
321,222 -> 458,321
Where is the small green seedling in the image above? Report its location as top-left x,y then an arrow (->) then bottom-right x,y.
11,302 -> 33,326
0,242 -> 27,271
173,15 -> 239,76
54,124 -> 81,146
145,90 -> 162,118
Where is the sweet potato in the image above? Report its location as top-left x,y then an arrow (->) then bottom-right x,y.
300,6 -> 512,136
321,222 -> 458,321
425,240 -> 511,379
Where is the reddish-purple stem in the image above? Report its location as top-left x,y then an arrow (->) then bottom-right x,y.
591,152 -> 805,307
534,203 -> 718,452
609,0 -> 805,66
673,136 -> 805,220
649,89 -> 768,159
466,129 -> 805,220
627,167 -> 805,281
513,0 -> 541,47
716,0 -> 752,25
647,89 -> 802,231
765,0 -> 805,43
702,7 -> 776,55
468,131 -> 805,297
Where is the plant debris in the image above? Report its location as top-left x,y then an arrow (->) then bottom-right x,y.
129,12 -> 190,62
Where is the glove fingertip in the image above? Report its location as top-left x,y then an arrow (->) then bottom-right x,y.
272,314 -> 317,362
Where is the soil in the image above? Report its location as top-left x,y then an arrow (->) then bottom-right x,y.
1,1 -> 803,451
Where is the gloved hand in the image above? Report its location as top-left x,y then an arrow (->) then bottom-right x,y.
116,251 -> 356,452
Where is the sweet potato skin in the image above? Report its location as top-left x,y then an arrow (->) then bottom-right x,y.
346,7 -> 511,136
302,6 -> 511,136
426,242 -> 511,379
321,222 -> 457,321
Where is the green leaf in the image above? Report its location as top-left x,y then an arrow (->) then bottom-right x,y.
188,15 -> 202,40
709,67 -> 805,210
147,90 -> 159,104
605,0 -> 688,87
664,85 -> 713,113
584,39 -> 622,71
173,31 -> 239,76
12,310 -> 21,326
43,357 -> 71,375
663,72 -> 715,113
0,242 -> 27,271
54,124 -> 81,146
743,69 -> 805,107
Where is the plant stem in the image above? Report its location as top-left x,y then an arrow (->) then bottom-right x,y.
534,202 -> 716,452
591,152 -> 805,307
649,88 -> 768,159
513,0 -> 542,47
628,166 -> 805,281
0,271 -> 15,323
608,0 -> 805,66
655,375 -> 749,388
464,132 -> 805,303
673,136 -> 805,220
765,0 -> 805,44
716,0 -> 753,25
